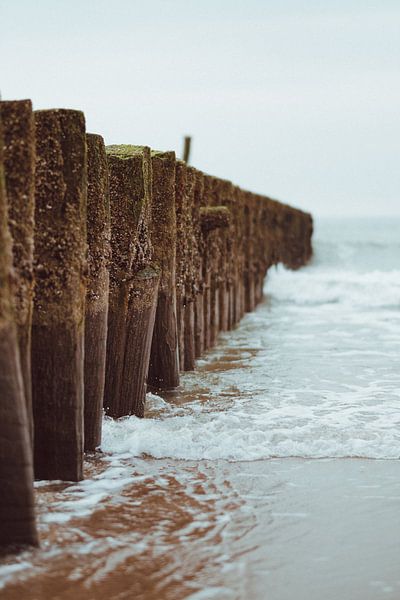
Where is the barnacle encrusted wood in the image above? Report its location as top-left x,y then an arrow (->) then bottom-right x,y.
200,184 -> 231,349
199,205 -> 231,232
103,144 -> 154,418
0,100 -> 35,443
32,109 -> 87,482
193,169 -> 205,358
232,185 -> 245,325
84,134 -> 111,449
183,166 -> 197,370
120,264 -> 160,417
175,160 -> 188,371
243,192 -> 256,312
215,179 -> 234,332
148,150 -> 180,389
0,111 -> 38,550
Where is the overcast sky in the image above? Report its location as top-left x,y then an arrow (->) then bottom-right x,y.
2,0 -> 399,217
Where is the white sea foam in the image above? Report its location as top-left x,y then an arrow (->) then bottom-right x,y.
101,398 -> 400,461
100,218 -> 400,463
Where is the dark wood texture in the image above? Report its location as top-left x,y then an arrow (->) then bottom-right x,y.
148,151 -> 180,390
119,266 -> 160,417
84,134 -> 110,450
103,145 -> 153,418
193,170 -> 205,358
0,112 -> 38,550
32,109 -> 87,482
0,100 -> 35,445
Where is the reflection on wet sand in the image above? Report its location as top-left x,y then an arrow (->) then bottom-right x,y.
2,459 -> 400,600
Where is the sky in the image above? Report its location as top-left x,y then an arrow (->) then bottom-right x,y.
1,0 -> 399,217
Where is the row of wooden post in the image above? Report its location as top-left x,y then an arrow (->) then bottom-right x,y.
0,100 -> 313,552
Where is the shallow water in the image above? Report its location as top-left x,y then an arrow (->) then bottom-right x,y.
1,217 -> 399,599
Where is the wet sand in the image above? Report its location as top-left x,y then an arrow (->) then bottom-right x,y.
1,457 -> 399,600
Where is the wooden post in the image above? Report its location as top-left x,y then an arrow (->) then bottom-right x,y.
148,151 -> 180,390
0,111 -> 38,550
200,204 -> 231,348
84,134 -> 110,451
182,136 -> 191,164
183,166 -> 196,371
32,109 -> 87,482
233,186 -> 245,325
103,145 -> 155,418
0,100 -> 35,445
254,196 -> 264,305
120,265 -> 160,417
175,161 -> 187,371
217,179 -> 234,332
243,192 -> 256,312
201,176 -> 213,350
193,170 -> 205,358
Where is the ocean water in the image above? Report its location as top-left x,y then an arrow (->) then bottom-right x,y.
102,217 -> 400,461
1,217 -> 400,600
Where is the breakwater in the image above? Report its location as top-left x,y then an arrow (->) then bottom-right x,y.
0,99 -> 312,553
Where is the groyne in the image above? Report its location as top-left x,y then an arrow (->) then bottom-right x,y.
0,99 -> 312,553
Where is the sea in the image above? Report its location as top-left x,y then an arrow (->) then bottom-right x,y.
1,217 -> 399,600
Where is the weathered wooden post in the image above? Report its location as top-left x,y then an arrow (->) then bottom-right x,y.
254,195 -> 267,304
0,111 -> 38,550
175,160 -> 188,371
84,134 -> 110,450
201,175 -> 213,350
183,166 -> 196,370
148,151 -> 180,390
32,109 -> 87,482
104,145 -> 158,418
217,179 -> 235,332
233,186 -> 245,325
0,100 -> 35,444
208,178 -> 222,347
118,148 -> 160,418
200,203 -> 231,348
193,169 -> 205,358
243,192 -> 256,313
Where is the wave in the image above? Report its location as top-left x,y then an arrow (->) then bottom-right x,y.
101,394 -> 400,461
266,266 -> 400,309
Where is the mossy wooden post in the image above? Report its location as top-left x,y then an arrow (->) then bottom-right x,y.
0,100 -> 35,445
217,179 -> 235,332
183,166 -> 196,370
201,175 -> 212,350
0,112 -> 38,550
243,192 -> 256,313
208,177 -> 222,347
254,196 -> 266,305
234,186 -> 245,325
193,169 -> 204,358
175,161 -> 187,371
305,213 -> 313,263
84,134 -> 110,450
118,149 -> 159,418
148,151 -> 180,390
200,204 -> 231,347
104,145 -> 157,418
270,199 -> 283,268
32,109 -> 87,482
121,265 -> 160,416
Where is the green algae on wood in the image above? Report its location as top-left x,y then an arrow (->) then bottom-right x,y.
104,144 -> 153,418
148,150 -> 180,390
